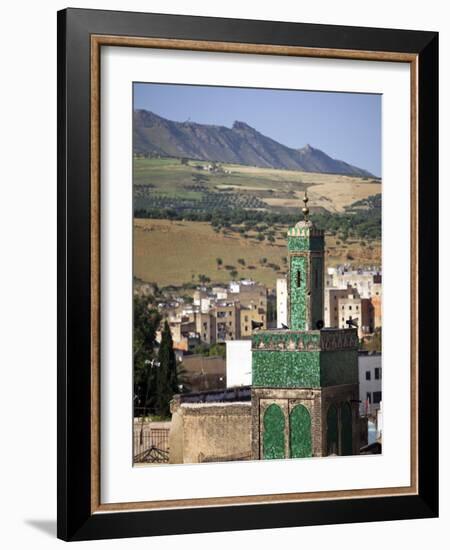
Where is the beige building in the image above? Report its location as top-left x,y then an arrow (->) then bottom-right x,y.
240,306 -> 266,339
371,282 -> 382,328
326,268 -> 382,299
212,301 -> 241,341
338,293 -> 374,338
324,287 -> 352,328
194,311 -> 216,345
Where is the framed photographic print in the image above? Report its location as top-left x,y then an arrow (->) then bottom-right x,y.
57,8 -> 439,541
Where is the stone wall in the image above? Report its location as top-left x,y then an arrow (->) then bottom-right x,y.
169,398 -> 252,464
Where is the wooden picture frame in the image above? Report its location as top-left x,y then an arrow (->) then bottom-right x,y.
57,8 -> 438,541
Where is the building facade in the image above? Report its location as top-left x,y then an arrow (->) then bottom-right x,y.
358,352 -> 382,416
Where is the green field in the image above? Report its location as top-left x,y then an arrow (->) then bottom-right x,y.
133,157 -> 381,214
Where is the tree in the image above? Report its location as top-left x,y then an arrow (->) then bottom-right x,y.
133,296 -> 161,417
268,234 -> 275,245
230,269 -> 238,279
155,321 -> 178,417
208,343 -> 226,358
216,257 -> 223,269
237,258 -> 246,266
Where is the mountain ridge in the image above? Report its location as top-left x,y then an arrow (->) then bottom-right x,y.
133,109 -> 375,178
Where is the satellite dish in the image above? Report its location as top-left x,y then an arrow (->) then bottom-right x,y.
251,320 -> 264,330
281,323 -> 289,330
316,320 -> 324,330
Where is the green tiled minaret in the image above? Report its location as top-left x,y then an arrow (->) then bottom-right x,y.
287,191 -> 324,331
251,191 -> 361,460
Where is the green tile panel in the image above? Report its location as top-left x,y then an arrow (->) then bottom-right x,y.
289,255 -> 307,330
252,349 -> 321,388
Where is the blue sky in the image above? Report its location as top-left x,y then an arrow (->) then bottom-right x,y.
134,83 -> 381,177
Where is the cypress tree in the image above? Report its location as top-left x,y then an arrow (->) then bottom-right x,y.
133,296 -> 160,417
156,320 -> 178,417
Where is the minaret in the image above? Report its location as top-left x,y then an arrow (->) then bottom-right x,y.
250,189 -> 361,460
287,190 -> 324,331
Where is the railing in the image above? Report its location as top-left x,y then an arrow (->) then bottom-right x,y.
133,428 -> 169,463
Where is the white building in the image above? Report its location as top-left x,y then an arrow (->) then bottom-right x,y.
276,277 -> 288,328
326,267 -> 382,299
225,340 -> 252,387
358,352 -> 382,416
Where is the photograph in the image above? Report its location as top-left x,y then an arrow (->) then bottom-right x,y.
132,83 -> 383,465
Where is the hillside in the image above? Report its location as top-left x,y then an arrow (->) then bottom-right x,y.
134,219 -> 381,287
133,157 -> 381,215
133,110 -> 375,177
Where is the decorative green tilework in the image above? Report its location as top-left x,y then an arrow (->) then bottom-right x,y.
340,402 -> 353,456
263,404 -> 285,459
327,405 -> 338,455
287,236 -> 309,252
289,255 -> 307,330
252,350 -> 320,387
287,235 -> 324,252
252,330 -> 320,351
290,405 -> 312,458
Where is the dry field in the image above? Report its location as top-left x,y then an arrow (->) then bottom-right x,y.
134,219 -> 381,288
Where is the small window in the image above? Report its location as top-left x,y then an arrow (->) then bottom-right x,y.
365,371 -> 371,381
375,367 -> 381,380
356,305 -> 359,311
296,270 -> 301,287
349,305 -> 352,311
373,391 -> 382,404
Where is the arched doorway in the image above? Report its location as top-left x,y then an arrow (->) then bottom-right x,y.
289,404 -> 312,458
263,404 -> 285,459
340,402 -> 353,455
326,404 -> 338,455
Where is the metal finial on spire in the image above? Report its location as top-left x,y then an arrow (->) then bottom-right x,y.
302,190 -> 309,221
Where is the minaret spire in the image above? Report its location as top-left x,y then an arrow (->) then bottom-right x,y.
302,190 -> 310,221
287,190 -> 324,330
